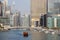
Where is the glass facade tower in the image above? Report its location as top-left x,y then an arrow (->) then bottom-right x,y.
47,0 -> 60,28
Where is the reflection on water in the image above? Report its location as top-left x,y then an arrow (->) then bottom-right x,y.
45,31 -> 60,40
31,30 -> 60,40
46,33 -> 58,40
0,29 -> 31,40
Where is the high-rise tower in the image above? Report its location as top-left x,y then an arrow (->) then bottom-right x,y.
2,0 -> 8,17
0,1 -> 3,16
31,0 -> 47,27
4,0 -> 8,7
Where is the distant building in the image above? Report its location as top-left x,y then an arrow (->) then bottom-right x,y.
1,0 -> 8,17
14,11 -> 20,26
21,14 -> 31,27
4,6 -> 11,17
17,11 -> 20,26
10,11 -> 20,27
0,17 -> 10,25
0,1 -> 3,16
0,1 -> 10,25
28,14 -> 31,27
10,14 -> 14,27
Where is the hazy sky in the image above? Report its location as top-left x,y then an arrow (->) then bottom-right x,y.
8,0 -> 30,15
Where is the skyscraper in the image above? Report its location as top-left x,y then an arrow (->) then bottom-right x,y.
14,11 -> 20,26
2,0 -> 8,17
31,0 -> 47,27
47,0 -> 60,28
10,11 -> 20,27
0,0 -> 10,25
0,1 -> 3,16
20,14 -> 31,27
4,0 -> 8,6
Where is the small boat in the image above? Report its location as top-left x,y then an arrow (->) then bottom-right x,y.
23,32 -> 28,37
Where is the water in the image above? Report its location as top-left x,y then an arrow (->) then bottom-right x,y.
0,29 -> 60,40
0,29 -> 31,40
46,33 -> 58,40
31,30 -> 60,40
45,31 -> 60,40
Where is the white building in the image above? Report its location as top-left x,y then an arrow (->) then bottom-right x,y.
21,14 -> 31,27
10,14 -> 14,27
10,11 -> 20,27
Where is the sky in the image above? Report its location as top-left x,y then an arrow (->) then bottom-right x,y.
8,0 -> 30,15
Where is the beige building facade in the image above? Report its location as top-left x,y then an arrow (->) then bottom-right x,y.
31,0 -> 47,27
